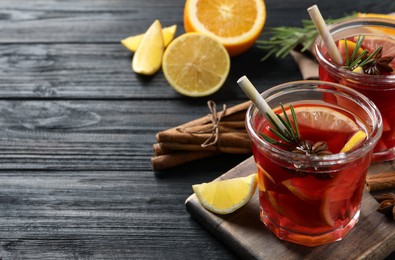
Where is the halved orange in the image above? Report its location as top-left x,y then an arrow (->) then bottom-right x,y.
184,0 -> 266,56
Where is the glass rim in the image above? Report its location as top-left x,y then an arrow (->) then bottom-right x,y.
245,80 -> 383,166
314,17 -> 395,86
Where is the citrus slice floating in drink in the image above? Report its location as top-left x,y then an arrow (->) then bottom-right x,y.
183,0 -> 266,56
337,39 -> 364,63
358,35 -> 395,61
340,130 -> 367,153
256,164 -> 275,192
321,192 -> 348,227
162,33 -> 230,97
289,106 -> 359,133
192,173 -> 257,214
282,178 -> 328,201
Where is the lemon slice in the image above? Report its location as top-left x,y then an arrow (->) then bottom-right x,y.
132,20 -> 164,75
340,130 -> 367,153
121,25 -> 177,52
192,173 -> 257,214
289,106 -> 359,133
162,33 -> 230,97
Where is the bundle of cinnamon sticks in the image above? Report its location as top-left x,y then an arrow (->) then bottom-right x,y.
366,172 -> 395,192
151,100 -> 253,171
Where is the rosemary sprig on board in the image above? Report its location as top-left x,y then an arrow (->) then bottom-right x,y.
257,14 -> 356,60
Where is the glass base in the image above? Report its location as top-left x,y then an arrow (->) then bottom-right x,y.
372,148 -> 395,162
260,208 -> 360,247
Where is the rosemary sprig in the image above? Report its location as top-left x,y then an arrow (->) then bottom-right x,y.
259,104 -> 332,157
257,14 -> 356,60
342,36 -> 393,74
260,104 -> 300,147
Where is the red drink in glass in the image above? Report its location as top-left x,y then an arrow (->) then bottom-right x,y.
246,81 -> 382,246
314,18 -> 395,161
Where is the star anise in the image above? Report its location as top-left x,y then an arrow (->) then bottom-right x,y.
260,104 -> 332,157
363,46 -> 394,75
342,36 -> 395,75
374,193 -> 395,220
292,140 -> 332,156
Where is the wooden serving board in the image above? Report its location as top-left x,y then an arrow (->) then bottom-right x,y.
185,156 -> 395,259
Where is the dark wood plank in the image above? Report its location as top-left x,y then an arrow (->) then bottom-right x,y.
186,157 -> 395,260
0,0 -> 394,259
0,43 -> 300,99
0,99 -> 251,171
0,169 -> 239,259
0,0 -> 393,43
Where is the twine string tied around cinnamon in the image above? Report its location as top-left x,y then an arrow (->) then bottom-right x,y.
176,100 -> 227,148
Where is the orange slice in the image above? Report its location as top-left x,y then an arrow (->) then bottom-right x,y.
183,0 -> 266,56
358,35 -> 395,66
257,164 -> 275,192
282,178 -> 327,201
162,33 -> 230,97
337,39 -> 364,63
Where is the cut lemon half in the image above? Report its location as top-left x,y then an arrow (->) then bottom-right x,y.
162,33 -> 230,97
132,20 -> 164,75
121,25 -> 177,52
289,106 -> 359,133
184,0 -> 266,56
192,173 -> 257,214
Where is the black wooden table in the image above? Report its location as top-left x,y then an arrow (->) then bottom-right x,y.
0,0 -> 394,259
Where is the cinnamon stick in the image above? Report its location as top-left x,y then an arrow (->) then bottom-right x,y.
156,131 -> 251,146
151,100 -> 253,170
166,101 -> 251,131
153,142 -> 251,156
151,151 -> 217,171
366,172 -> 395,192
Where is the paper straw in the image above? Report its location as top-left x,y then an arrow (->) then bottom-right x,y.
307,5 -> 343,65
237,76 -> 287,132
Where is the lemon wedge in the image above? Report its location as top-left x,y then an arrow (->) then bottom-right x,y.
192,173 -> 257,214
340,130 -> 367,153
132,20 -> 164,75
121,24 -> 177,52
